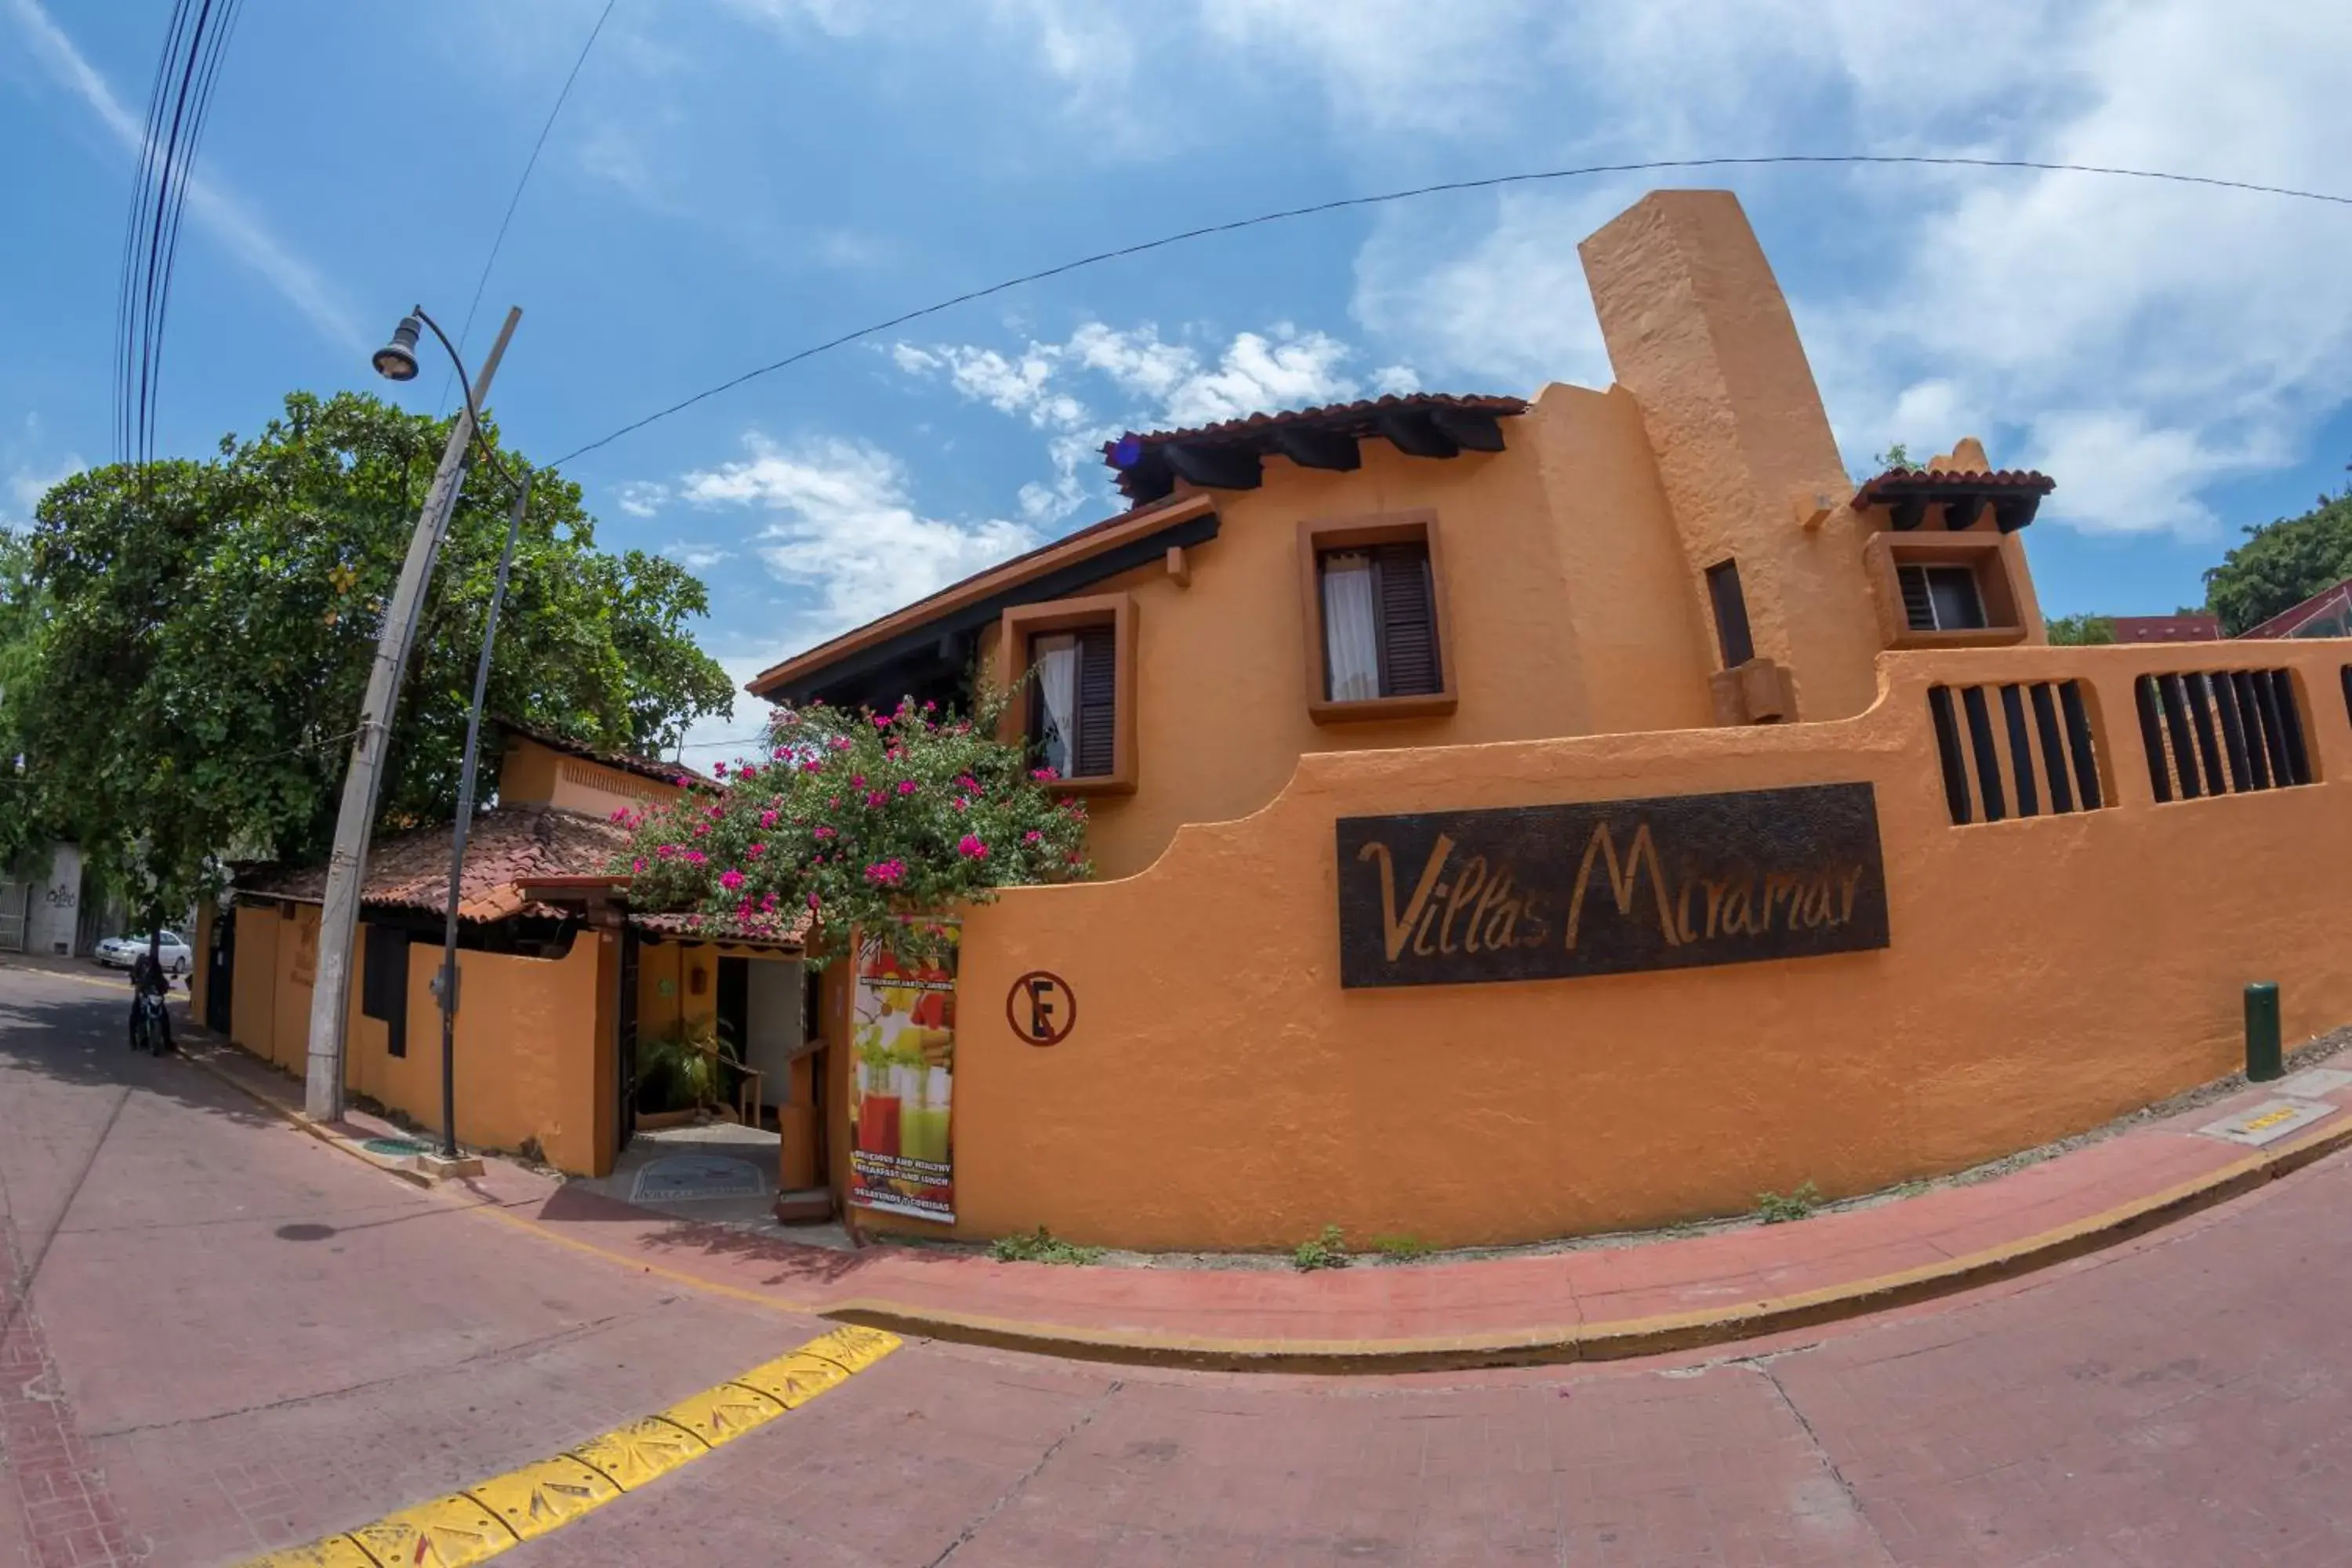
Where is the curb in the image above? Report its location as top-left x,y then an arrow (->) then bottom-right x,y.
815,1112 -> 2352,1374
136,993 -> 2352,1376
177,1037 -> 470,1189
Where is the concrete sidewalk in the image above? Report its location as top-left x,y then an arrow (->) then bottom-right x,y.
189,1026 -> 2352,1374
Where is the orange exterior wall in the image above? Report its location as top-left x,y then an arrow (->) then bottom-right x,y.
979,383 -> 1721,880
968,191 -> 2046,880
213,906 -> 617,1178
497,735 -> 690,819
886,640 -> 2352,1253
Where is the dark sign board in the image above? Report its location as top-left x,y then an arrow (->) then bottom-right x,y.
1335,782 -> 1889,989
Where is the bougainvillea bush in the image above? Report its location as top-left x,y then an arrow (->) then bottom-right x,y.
612,690 -> 1091,964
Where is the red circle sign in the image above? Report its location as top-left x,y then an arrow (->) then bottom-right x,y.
1007,971 -> 1076,1046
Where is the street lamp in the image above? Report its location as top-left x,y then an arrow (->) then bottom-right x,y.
302,300 -> 520,1145
367,305 -> 532,1163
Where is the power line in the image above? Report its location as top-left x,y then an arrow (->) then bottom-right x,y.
435,0 -> 619,414
548,152 -> 2352,471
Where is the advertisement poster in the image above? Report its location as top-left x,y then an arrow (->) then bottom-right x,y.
847,921 -> 957,1223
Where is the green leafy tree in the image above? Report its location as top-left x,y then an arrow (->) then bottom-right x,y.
0,391 -> 734,930
615,693 -> 1090,966
2044,614 -> 2117,646
2201,485 -> 2352,635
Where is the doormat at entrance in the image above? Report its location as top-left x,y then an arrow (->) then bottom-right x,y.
632,1153 -> 769,1203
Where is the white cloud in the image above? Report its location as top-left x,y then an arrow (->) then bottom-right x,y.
681,434 -> 1037,642
1316,0 -> 2352,538
2,417 -> 80,528
2,0 -> 363,350
662,541 -> 732,571
615,481 -> 670,517
1158,328 -> 1358,427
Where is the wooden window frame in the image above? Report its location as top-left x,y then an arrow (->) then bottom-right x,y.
996,591 -> 1138,796
1297,510 -> 1460,724
1862,533 -> 2029,651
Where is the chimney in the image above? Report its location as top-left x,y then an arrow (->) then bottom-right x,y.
1579,191 -> 1883,721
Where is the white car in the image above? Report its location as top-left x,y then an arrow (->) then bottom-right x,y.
96,931 -> 191,975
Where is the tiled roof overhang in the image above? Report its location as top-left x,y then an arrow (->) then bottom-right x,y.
1103,393 -> 1529,504
1849,467 -> 2056,533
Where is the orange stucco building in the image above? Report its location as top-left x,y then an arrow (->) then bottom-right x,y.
745,190 -> 2352,1252
191,729 -> 821,1182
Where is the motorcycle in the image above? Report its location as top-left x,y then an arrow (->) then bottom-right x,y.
129,985 -> 171,1056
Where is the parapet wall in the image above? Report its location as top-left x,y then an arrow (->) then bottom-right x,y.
928,641 -> 2352,1251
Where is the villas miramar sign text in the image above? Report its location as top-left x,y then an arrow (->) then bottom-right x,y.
1335,783 -> 1890,989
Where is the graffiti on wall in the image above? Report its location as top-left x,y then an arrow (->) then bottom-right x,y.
1335,783 -> 1890,989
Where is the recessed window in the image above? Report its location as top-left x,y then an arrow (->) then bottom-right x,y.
997,593 -> 1137,794
1027,625 -> 1118,779
1298,513 -> 1457,724
1864,533 -> 2027,650
1898,564 -> 1988,632
1704,558 -> 1755,669
1318,543 -> 1441,702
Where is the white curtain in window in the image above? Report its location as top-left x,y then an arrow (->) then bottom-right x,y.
1321,553 -> 1381,702
1033,633 -> 1078,775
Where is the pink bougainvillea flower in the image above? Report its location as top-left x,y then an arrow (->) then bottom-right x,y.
850,775 -> 866,789
956,834 -> 988,859
865,789 -> 887,808
772,746 -> 791,760
761,891 -> 778,912
813,826 -> 836,840
719,869 -> 745,891
1023,830 -> 1042,844
895,779 -> 918,796
864,858 -> 907,886
828,795 -> 841,808
800,757 -> 824,773
745,842 -> 765,858
713,761 -> 728,777
655,844 -> 677,858
923,699 -> 937,712
1031,766 -> 1058,782
691,822 -> 710,837
609,808 -> 628,822
759,809 -> 779,828
807,891 -> 821,909
953,796 -> 969,812
631,856 -> 647,872
873,713 -> 892,728
684,850 -> 707,865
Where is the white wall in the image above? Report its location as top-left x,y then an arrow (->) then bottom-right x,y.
742,956 -> 805,1104
27,844 -> 81,956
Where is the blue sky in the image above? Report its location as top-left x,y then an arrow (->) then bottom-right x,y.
6,0 -> 2351,760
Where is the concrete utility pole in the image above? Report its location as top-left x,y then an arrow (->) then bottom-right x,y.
303,307 -> 521,1122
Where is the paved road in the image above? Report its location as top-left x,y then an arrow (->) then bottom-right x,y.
3,964 -> 2350,1566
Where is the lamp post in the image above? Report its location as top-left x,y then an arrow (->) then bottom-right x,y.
376,307 -> 533,1162
302,303 -> 519,1130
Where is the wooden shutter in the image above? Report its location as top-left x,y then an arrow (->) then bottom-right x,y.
1705,559 -> 1755,668
1896,565 -> 1936,630
1073,624 -> 1118,777
1371,543 -> 1440,697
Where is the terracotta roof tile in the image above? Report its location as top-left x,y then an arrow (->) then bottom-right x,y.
1104,391 -> 1528,503
629,908 -> 811,949
1850,466 -> 2056,507
1108,391 -> 1528,451
241,805 -> 633,923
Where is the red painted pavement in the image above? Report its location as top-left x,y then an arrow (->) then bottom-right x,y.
383,1062 -> 2343,1355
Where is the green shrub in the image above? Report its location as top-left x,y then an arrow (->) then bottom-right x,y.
989,1226 -> 1103,1266
1370,1234 -> 1432,1260
1292,1225 -> 1350,1271
1755,1181 -> 1822,1225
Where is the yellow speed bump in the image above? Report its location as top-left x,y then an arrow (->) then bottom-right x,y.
347,1493 -> 518,1567
730,1351 -> 851,1409
568,1416 -> 709,1491
231,1329 -> 898,1568
465,1456 -> 622,1543
239,1540 -> 378,1568
801,1323 -> 902,1373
